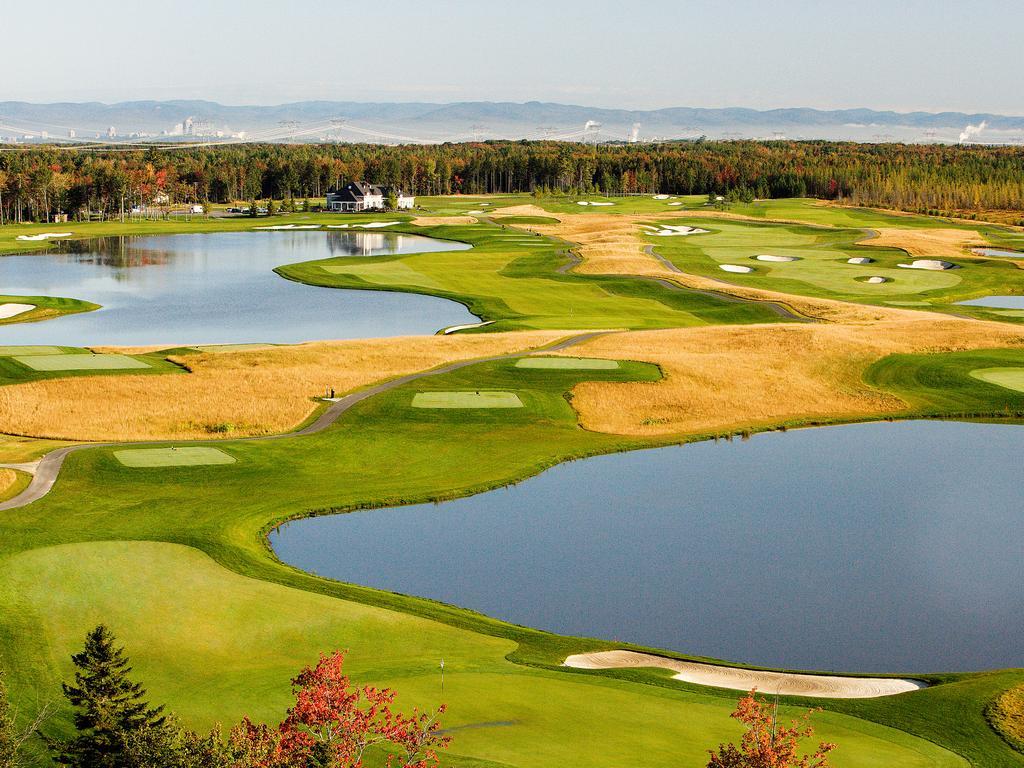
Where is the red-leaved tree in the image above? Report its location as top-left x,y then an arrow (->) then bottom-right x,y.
256,650 -> 449,768
707,690 -> 836,768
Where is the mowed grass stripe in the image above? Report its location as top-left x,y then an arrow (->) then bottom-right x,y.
0,345 -> 65,356
14,353 -> 151,371
516,357 -> 620,370
411,391 -> 524,409
114,447 -> 236,468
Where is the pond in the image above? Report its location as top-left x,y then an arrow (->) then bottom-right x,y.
972,247 -> 1023,258
271,420 -> 1024,674
0,231 -> 475,346
957,295 -> 1024,310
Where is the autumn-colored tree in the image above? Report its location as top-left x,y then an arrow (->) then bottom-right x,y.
707,690 -> 836,768
275,651 -> 449,768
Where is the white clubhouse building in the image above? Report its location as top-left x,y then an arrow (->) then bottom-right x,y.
326,182 -> 414,212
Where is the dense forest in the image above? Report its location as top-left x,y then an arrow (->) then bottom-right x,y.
0,140 -> 1022,224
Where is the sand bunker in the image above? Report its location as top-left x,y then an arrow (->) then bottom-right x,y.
668,202 -> 684,206
412,391 -> 523,409
16,232 -> 72,241
642,225 -> 709,237
653,194 -> 670,200
466,210 -> 485,214
898,259 -> 956,271
847,257 -> 874,265
720,264 -> 754,274
754,254 -> 799,262
576,201 -> 615,206
0,304 -> 35,320
865,276 -> 890,284
441,320 -> 495,335
564,651 -> 924,699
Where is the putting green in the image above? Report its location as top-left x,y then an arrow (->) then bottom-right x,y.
411,391 -> 524,409
14,353 -> 151,371
322,261 -> 441,289
516,357 -> 620,370
114,447 -> 237,468
0,345 -> 64,356
969,367 -> 1024,393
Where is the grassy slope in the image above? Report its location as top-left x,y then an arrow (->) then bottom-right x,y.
276,220 -> 787,331
0,356 -> 1019,765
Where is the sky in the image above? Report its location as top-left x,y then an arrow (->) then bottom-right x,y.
2,0 -> 1022,114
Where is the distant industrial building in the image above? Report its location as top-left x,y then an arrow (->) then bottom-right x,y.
326,182 -> 413,212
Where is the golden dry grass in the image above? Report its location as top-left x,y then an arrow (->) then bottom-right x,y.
411,216 -> 478,226
0,332 -> 569,441
529,212 -> 929,324
862,227 -> 988,258
989,684 -> 1024,752
547,317 -> 1024,436
0,469 -> 16,496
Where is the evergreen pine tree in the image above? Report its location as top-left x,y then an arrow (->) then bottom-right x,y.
53,625 -> 165,768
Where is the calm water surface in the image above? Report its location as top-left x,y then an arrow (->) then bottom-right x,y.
0,231 -> 474,346
957,295 -> 1024,309
972,247 -> 1023,258
272,421 -> 1024,673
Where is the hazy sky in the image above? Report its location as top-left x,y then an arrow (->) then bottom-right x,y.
3,0 -> 1022,114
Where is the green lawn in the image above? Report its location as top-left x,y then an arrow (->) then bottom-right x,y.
0,355 -> 1020,766
515,357 -> 620,370
277,220 -> 794,331
970,368 -> 1024,394
14,353 -> 151,372
113,447 -> 237,468
411,391 -> 524,409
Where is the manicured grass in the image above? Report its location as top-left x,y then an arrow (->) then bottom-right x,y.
0,469 -> 30,503
970,368 -> 1024,394
277,220 -> 790,332
113,447 -> 236,468
493,215 -> 561,225
864,348 -> 1024,415
14,353 -> 151,372
0,345 -> 64,356
411,391 -> 524,409
0,294 -> 99,326
0,354 -> 1017,767
650,217 -> 1024,312
515,357 -> 619,370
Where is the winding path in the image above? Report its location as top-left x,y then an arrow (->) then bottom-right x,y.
0,331 -> 609,512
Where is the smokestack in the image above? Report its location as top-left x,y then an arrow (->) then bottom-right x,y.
959,121 -> 987,144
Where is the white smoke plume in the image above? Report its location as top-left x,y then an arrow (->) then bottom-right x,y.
629,123 -> 641,142
959,121 -> 987,144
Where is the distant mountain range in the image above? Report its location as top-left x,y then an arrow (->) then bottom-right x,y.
2,100 -> 1023,145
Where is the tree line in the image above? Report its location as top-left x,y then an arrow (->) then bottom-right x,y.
1,624 -> 835,768
4,139 -> 1019,224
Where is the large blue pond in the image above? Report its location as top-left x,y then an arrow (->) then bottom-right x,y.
271,420 -> 1024,674
0,231 -> 474,346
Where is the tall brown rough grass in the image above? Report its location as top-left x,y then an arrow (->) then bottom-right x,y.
546,318 -> 1024,436
0,332 -> 568,441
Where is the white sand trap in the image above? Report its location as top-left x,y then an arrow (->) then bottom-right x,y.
0,303 -> 35,320
898,259 -> 955,271
16,232 -> 72,241
642,225 -> 709,237
866,276 -> 890,284
466,210 -> 485,214
755,254 -> 798,262
847,257 -> 874,265
564,651 -> 924,699
479,203 -> 491,206
653,194 -> 670,200
326,224 -> 350,229
668,202 -> 684,206
357,221 -> 400,229
720,264 -> 754,273
576,201 -> 615,206
441,320 -> 495,335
